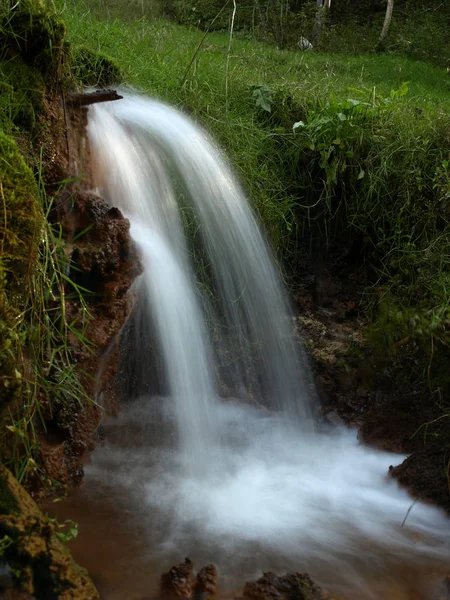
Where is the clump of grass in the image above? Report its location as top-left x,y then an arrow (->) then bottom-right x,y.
0,0 -> 66,74
70,45 -> 123,87
1,172 -> 94,485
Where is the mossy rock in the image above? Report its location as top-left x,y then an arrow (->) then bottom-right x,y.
0,58 -> 45,129
0,130 -> 42,292
70,46 -> 123,87
0,132 -> 41,414
0,465 -> 100,599
0,0 -> 66,75
0,310 -> 22,417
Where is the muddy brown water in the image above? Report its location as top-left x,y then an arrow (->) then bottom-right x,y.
45,398 -> 449,600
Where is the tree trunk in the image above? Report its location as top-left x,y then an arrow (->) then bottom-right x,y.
377,0 -> 394,50
313,0 -> 331,46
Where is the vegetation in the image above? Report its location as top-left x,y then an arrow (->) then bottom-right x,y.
0,0 -> 94,486
56,0 -> 450,406
1,0 -> 449,492
75,0 -> 450,68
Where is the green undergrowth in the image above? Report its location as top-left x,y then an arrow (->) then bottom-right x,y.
0,0 -> 99,485
75,0 -> 450,69
0,132 -> 92,485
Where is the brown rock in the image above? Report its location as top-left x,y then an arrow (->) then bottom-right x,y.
33,186 -> 142,491
240,572 -> 326,600
196,564 -> 218,597
161,558 -> 195,599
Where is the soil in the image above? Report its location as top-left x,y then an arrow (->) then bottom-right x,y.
25,89 -> 142,493
292,246 -> 450,513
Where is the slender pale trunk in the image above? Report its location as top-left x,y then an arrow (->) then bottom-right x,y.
377,0 -> 394,50
313,0 -> 331,45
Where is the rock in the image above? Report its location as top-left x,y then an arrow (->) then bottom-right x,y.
33,187 -> 141,490
1,591 -> 36,599
196,564 -> 218,597
239,572 -> 327,600
430,576 -> 450,600
0,464 -> 99,600
161,558 -> 195,599
298,37 -> 313,51
389,423 -> 450,514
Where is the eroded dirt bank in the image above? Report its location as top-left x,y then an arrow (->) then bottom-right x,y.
0,1 -> 140,595
294,250 -> 450,514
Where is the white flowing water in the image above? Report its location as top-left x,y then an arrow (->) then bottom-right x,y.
80,93 -> 450,598
88,93 -> 314,463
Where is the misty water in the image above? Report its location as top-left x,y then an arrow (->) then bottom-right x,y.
52,93 -> 450,599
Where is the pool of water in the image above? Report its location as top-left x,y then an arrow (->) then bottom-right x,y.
46,396 -> 450,600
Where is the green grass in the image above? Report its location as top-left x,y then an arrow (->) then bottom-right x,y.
58,0 -> 450,390
0,0 -> 95,484
57,0 -> 450,245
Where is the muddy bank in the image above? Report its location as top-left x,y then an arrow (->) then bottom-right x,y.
293,250 -> 450,513
0,464 -> 99,599
0,1 -> 141,596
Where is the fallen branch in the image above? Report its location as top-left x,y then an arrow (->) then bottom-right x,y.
66,89 -> 123,107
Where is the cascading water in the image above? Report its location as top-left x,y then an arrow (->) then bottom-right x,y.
87,105 -> 219,470
88,93 -> 315,460
61,92 -> 450,599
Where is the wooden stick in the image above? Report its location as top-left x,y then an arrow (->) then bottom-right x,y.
66,90 -> 123,107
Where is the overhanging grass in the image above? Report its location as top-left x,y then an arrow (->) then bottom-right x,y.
59,0 -> 450,378
56,0 -> 450,244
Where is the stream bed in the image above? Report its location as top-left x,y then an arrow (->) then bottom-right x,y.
47,396 -> 450,600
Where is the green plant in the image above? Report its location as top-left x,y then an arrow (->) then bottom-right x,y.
47,517 -> 79,543
70,45 -> 123,87
0,534 -> 13,555
0,0 -> 66,74
2,181 -> 94,484
0,136 -> 94,483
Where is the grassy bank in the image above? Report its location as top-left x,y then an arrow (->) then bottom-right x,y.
59,0 -> 450,397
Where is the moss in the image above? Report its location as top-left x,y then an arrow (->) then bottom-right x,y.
0,58 -> 45,129
0,474 -> 19,516
0,132 -> 41,415
0,130 -> 42,291
0,465 -> 100,599
70,45 -> 123,87
0,0 -> 66,75
0,311 -> 21,417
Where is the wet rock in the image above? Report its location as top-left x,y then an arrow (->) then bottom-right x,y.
390,432 -> 450,513
195,564 -> 218,597
161,558 -> 195,599
34,187 -> 141,490
239,572 -> 327,600
430,576 -> 450,600
0,464 -> 99,599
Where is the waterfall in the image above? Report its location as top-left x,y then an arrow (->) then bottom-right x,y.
73,92 -> 450,599
88,93 -> 314,466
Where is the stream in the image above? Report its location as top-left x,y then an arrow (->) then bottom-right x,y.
48,92 -> 449,600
